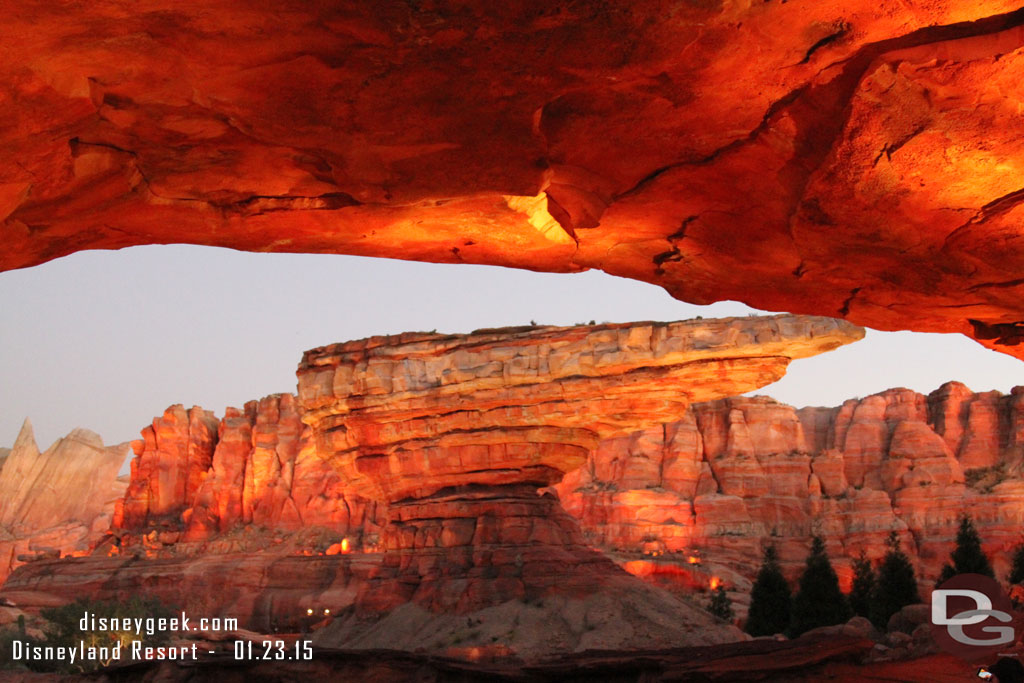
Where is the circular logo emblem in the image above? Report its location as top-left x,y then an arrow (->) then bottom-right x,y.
930,573 -> 1024,661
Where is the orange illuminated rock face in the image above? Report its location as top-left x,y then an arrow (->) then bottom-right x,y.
557,382 -> 1024,592
296,315 -> 863,612
115,395 -> 383,549
2,2 -> 1024,358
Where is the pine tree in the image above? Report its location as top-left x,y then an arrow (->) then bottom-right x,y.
849,550 -> 876,619
745,544 -> 792,637
1009,542 -> 1024,586
869,531 -> 921,630
790,535 -> 852,636
938,515 -> 995,583
708,584 -> 734,622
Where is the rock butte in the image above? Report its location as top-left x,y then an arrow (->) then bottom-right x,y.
294,316 -> 860,623
2,2 -> 1024,357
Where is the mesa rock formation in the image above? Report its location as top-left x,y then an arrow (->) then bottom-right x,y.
556,381 -> 1024,600
2,2 -> 1024,358
0,420 -> 127,584
294,315 -> 861,621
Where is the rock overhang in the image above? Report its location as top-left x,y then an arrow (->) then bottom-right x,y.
2,1 -> 1024,359
296,314 -> 864,500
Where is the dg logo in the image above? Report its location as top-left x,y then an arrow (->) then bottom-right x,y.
931,574 -> 1024,661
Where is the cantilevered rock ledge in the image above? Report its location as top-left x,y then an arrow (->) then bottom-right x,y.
295,315 -> 862,619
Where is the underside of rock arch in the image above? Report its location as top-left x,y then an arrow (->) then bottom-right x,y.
2,1 -> 1024,357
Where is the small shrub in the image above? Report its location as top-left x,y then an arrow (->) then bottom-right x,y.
849,551 -> 876,619
790,536 -> 851,636
1009,542 -> 1024,586
869,532 -> 921,630
707,585 -> 734,622
745,545 -> 791,637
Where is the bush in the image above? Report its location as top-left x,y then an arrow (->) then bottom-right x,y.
1009,542 -> 1024,586
745,544 -> 791,637
869,531 -> 921,630
707,585 -> 734,622
939,515 -> 994,583
0,614 -> 44,671
13,596 -> 177,673
849,550 -> 876,619
790,536 -> 851,636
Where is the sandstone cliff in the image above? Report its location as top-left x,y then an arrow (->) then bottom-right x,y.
556,382 -> 1024,593
115,394 -> 383,551
0,420 -> 128,584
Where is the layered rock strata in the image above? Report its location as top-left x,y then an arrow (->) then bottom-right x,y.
3,3 -> 1024,357
0,421 -> 127,584
556,382 -> 1024,592
115,394 -> 383,551
295,315 -> 863,616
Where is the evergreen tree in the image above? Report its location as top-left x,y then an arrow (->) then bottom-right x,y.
790,535 -> 852,636
848,550 -> 876,619
708,584 -> 734,622
938,515 -> 995,583
1009,542 -> 1024,586
745,544 -> 792,637
869,531 -> 921,630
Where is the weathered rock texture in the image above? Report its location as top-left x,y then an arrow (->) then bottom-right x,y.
295,315 -> 862,621
2,3 -> 1024,357
0,420 -> 127,584
114,394 -> 383,550
556,381 -> 1024,593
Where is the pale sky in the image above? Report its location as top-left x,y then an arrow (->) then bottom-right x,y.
1,245 -> 1022,451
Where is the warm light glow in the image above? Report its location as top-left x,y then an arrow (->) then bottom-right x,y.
324,608 -> 330,615
341,538 -> 350,554
687,555 -> 700,564
306,608 -> 314,616
709,577 -> 721,590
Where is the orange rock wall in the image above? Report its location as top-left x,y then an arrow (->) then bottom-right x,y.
114,394 -> 382,547
108,379 -> 1024,594
556,382 -> 1024,587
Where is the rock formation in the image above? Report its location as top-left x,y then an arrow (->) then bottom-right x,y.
556,382 -> 1024,598
2,3 -> 1024,357
0,315 -> 863,657
0,420 -> 128,584
114,394 -> 383,551
294,315 -> 860,648
7,315 -> 1024,662
5,364 -> 1024,626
